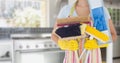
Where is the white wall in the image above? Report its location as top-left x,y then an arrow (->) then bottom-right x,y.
68,0 -> 76,5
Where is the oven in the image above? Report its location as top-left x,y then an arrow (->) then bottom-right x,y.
11,34 -> 65,63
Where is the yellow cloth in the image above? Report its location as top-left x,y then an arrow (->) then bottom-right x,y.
84,38 -> 108,50
58,39 -> 79,51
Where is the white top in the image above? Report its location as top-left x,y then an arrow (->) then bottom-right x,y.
57,4 -> 111,20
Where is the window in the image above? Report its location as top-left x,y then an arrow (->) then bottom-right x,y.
0,0 -> 48,27
108,8 -> 120,27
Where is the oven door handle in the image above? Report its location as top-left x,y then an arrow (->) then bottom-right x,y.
16,49 -> 64,53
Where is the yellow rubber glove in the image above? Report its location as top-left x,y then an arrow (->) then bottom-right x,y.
58,39 -> 79,51
84,38 -> 108,50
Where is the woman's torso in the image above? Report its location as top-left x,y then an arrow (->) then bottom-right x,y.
57,3 -> 111,63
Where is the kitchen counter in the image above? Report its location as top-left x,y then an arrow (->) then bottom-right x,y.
0,28 -> 53,34
0,28 -> 53,40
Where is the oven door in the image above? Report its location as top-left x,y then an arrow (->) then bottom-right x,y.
15,50 -> 65,63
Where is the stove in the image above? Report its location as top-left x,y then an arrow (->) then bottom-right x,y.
11,34 -> 65,63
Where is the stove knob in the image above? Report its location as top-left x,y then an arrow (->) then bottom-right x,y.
36,45 -> 39,48
44,44 -> 47,47
54,44 -> 57,47
26,45 -> 30,48
19,45 -> 23,49
49,44 -> 52,47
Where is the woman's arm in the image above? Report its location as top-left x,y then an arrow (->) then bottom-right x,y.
51,22 -> 59,43
51,5 -> 69,43
109,19 -> 117,42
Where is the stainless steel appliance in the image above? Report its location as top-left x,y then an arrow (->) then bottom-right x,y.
11,34 -> 65,63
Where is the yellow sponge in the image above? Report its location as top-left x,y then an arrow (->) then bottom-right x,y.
84,38 -> 99,50
58,39 -> 79,51
84,38 -> 108,50
85,25 -> 109,42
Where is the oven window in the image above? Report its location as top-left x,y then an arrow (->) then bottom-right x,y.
16,52 -> 65,63
20,53 -> 45,63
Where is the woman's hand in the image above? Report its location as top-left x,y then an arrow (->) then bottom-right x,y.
51,21 -> 60,43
